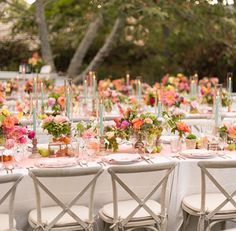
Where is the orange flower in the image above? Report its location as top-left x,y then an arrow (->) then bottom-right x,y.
3,116 -> 16,129
228,124 -> 236,138
132,118 -> 144,130
176,122 -> 190,133
57,96 -> 65,107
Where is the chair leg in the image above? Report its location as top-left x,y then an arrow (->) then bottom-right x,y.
197,216 -> 205,231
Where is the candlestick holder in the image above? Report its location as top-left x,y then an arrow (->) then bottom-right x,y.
28,138 -> 41,159
99,136 -> 106,155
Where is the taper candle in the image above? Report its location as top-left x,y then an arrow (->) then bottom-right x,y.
99,100 -> 104,136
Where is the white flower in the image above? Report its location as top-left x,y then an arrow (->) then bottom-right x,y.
106,131 -> 115,139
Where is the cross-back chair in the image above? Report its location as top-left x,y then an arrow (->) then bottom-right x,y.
99,162 -> 177,231
182,161 -> 236,231
0,173 -> 23,231
28,166 -> 103,231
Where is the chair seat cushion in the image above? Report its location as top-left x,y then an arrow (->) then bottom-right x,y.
0,213 -> 16,230
183,193 -> 236,214
28,205 -> 89,227
101,199 -> 161,220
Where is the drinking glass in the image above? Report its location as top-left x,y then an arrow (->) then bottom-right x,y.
144,135 -> 156,154
170,137 -> 181,153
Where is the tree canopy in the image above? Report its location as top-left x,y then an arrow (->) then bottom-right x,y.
0,0 -> 236,83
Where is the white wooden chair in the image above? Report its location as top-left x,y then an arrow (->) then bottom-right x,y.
182,161 -> 236,231
28,166 -> 103,231
0,173 -> 23,231
99,162 -> 176,231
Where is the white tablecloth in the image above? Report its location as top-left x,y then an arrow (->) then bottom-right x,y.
1,152 -> 236,231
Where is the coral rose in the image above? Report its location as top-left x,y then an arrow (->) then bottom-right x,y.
176,122 -> 190,133
57,96 -> 65,107
132,118 -> 144,130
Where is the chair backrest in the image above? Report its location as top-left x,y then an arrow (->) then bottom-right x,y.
108,162 -> 176,227
29,166 -> 103,230
198,161 -> 236,220
0,173 -> 23,230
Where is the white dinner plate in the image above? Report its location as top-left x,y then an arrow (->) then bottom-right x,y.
102,153 -> 141,165
180,149 -> 216,159
35,157 -> 77,168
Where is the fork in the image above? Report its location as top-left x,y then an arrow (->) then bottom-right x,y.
140,155 -> 154,164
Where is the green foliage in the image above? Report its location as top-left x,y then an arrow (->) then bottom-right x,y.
1,0 -> 236,85
42,121 -> 71,138
186,134 -> 197,140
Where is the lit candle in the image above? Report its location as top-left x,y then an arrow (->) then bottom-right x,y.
137,80 -> 142,105
83,80 -> 88,105
99,100 -> 104,136
126,73 -> 130,86
92,73 -> 97,99
228,77 -> 232,97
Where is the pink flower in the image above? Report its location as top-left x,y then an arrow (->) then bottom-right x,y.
0,96 -> 5,104
43,116 -> 54,124
19,136 -> 27,144
121,120 -> 130,129
5,139 -> 15,149
48,97 -> 56,106
82,129 -> 95,139
111,91 -> 118,97
144,118 -> 153,124
28,130 -> 35,140
163,90 -> 178,106
54,115 -> 69,123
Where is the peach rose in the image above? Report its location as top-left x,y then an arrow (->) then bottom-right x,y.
228,124 -> 236,138
132,118 -> 144,130
57,96 -> 65,107
176,122 -> 190,133
3,116 -> 16,129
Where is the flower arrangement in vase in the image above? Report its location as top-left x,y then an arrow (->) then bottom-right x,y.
163,111 -> 191,138
199,77 -> 219,105
47,92 -> 65,115
0,109 -> 35,161
42,115 -> 71,156
28,52 -> 43,73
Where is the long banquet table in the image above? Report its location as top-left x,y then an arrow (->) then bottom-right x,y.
1,146 -> 236,231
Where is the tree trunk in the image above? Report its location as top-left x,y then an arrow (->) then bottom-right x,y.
67,15 -> 103,78
74,17 -> 123,83
35,0 -> 56,72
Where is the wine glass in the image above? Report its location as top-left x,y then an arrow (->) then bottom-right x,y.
144,135 -> 156,154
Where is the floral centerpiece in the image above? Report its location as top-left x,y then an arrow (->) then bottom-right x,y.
5,79 -> 19,96
28,52 -> 43,73
144,88 -> 157,107
47,92 -> 65,115
161,73 -> 190,93
163,111 -> 190,138
199,77 -> 219,105
104,108 -> 163,152
24,80 -> 33,94
76,120 -> 98,138
100,89 -> 129,112
219,123 -> 236,150
0,109 -> 35,159
42,115 -> 71,144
